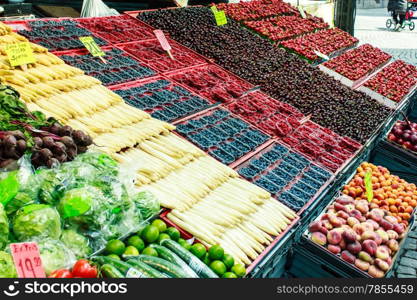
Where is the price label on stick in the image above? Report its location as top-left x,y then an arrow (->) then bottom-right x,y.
298,6 -> 307,19
364,171 -> 374,203
154,30 -> 174,60
314,50 -> 330,61
79,36 -> 105,57
10,242 -> 45,278
4,42 -> 36,67
214,10 -> 227,26
210,5 -> 218,13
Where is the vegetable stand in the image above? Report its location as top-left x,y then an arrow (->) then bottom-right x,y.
0,0 -> 416,279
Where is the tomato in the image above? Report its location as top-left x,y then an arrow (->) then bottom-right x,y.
48,269 -> 73,278
72,260 -> 98,278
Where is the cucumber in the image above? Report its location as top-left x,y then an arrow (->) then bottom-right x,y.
126,258 -> 169,278
92,256 -> 150,278
137,255 -> 198,278
161,239 -> 218,278
150,244 -> 199,278
100,264 -> 123,278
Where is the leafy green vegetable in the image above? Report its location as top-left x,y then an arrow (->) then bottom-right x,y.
0,204 -> 9,250
12,204 -> 61,241
132,191 -> 160,220
0,171 -> 19,207
36,238 -> 76,275
0,251 -> 17,278
60,229 -> 92,259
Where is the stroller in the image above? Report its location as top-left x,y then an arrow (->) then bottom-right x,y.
386,1 -> 416,31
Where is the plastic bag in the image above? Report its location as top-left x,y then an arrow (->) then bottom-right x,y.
132,191 -> 160,220
80,0 -> 119,17
0,204 -> 9,250
0,251 -> 17,278
60,229 -> 92,260
12,204 -> 62,241
35,238 -> 76,276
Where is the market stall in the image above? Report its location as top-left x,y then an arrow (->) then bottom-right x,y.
0,0 -> 416,279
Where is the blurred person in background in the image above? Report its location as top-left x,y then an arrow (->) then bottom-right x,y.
388,0 -> 408,31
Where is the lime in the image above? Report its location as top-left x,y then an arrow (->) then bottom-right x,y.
141,225 -> 160,243
222,254 -> 235,270
127,235 -> 145,252
123,245 -> 139,256
208,245 -> 224,260
178,238 -> 191,250
152,219 -> 167,233
202,253 -> 211,265
142,246 -> 158,257
105,239 -> 126,256
107,254 -> 120,260
222,272 -> 238,278
209,260 -> 227,276
166,227 -> 180,241
190,243 -> 206,259
157,233 -> 171,244
231,264 -> 246,277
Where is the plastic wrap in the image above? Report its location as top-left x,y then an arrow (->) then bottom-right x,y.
80,0 -> 119,17
12,204 -> 62,241
36,238 -> 76,276
60,229 -> 92,260
132,191 -> 160,220
0,251 -> 17,278
0,204 -> 9,250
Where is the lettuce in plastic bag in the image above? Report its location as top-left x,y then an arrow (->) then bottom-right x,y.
36,238 -> 76,275
12,204 -> 61,241
0,204 -> 9,250
132,191 -> 160,219
0,251 -> 17,278
60,229 -> 92,259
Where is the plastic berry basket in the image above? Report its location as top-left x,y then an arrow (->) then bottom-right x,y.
76,14 -> 155,44
116,39 -> 210,75
54,46 -> 157,87
5,18 -> 108,51
174,107 -> 273,166
160,208 -> 300,276
110,76 -> 219,123
166,64 -> 254,104
234,141 -> 335,216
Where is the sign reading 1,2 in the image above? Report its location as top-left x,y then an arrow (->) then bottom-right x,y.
10,242 -> 45,278
79,36 -> 105,57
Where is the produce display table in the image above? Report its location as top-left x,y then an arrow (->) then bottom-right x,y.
0,0 -> 416,280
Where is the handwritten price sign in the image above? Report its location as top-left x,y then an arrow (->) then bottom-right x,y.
154,30 -> 174,60
79,36 -> 105,57
10,242 -> 45,278
214,11 -> 227,26
4,42 -> 36,67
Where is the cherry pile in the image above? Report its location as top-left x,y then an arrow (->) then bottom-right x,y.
120,39 -> 207,74
363,60 -> 417,103
323,44 -> 392,81
175,108 -> 270,165
113,79 -> 212,122
19,19 -> 107,51
59,48 -> 155,86
280,28 -> 359,62
388,120 -> 417,153
167,65 -> 252,104
77,15 -> 154,44
238,142 -> 332,212
244,15 -> 328,42
139,7 -> 391,144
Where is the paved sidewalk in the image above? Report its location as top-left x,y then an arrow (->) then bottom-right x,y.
355,8 -> 417,65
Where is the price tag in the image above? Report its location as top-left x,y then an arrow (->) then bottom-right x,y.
79,36 -> 105,57
364,171 -> 373,203
154,29 -> 174,60
210,5 -> 218,13
298,6 -> 307,19
4,42 -> 36,67
314,50 -> 330,61
10,242 -> 45,278
174,0 -> 188,7
214,11 -> 227,26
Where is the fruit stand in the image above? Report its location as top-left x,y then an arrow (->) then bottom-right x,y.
0,0 -> 416,279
